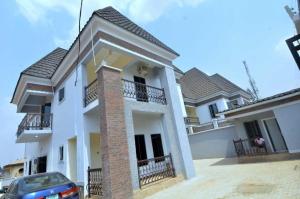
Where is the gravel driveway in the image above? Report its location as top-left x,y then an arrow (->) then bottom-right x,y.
146,154 -> 300,199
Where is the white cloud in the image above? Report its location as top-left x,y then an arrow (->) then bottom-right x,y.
15,0 -> 205,48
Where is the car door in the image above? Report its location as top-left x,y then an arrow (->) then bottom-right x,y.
4,181 -> 18,199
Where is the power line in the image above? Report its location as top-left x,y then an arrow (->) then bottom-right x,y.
74,0 -> 84,86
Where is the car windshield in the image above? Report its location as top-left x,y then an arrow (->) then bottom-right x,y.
20,173 -> 70,193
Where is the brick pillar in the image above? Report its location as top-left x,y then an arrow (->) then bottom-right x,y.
97,65 -> 133,199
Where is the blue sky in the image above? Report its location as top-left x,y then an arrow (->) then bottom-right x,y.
0,0 -> 299,166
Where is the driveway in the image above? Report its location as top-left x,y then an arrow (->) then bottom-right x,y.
146,154 -> 300,199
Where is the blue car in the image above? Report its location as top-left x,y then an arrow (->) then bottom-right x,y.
1,172 -> 79,199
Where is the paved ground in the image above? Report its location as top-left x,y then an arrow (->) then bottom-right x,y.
145,154 -> 300,199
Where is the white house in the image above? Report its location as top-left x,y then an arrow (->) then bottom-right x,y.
176,67 -> 300,159
178,67 -> 252,134
11,6 -> 195,198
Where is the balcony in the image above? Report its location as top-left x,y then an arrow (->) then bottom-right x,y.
84,80 -> 98,107
84,79 -> 167,107
184,117 -> 200,125
122,79 -> 167,105
16,113 -> 52,143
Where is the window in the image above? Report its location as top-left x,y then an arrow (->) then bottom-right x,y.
227,99 -> 239,109
135,135 -> 147,161
59,146 -> 64,161
151,134 -> 164,158
58,87 -> 65,102
208,103 -> 218,118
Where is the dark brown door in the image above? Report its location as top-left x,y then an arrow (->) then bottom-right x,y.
135,135 -> 147,161
134,76 -> 148,102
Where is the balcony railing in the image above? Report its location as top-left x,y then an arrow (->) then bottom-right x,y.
184,117 -> 200,125
84,79 -> 98,106
17,113 -> 52,137
233,138 -> 268,157
122,79 -> 167,105
137,154 -> 175,188
84,79 -> 167,106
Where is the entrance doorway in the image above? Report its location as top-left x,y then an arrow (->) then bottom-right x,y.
263,118 -> 288,152
37,156 -> 47,173
244,120 -> 263,145
68,137 -> 77,182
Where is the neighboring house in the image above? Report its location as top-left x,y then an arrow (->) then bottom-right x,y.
220,88 -> 300,155
2,160 -> 24,178
178,67 -> 252,134
11,6 -> 195,198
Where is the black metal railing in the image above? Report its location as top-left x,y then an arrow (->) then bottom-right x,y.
122,79 -> 167,105
184,117 -> 200,125
233,138 -> 268,157
17,113 -> 52,137
87,167 -> 102,198
84,79 -> 98,106
137,154 -> 175,188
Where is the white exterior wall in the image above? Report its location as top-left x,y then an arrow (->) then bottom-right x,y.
274,102 -> 300,153
177,83 -> 187,117
133,113 -> 169,159
196,98 -> 228,124
123,65 -> 161,88
189,126 -> 238,159
24,137 -> 52,175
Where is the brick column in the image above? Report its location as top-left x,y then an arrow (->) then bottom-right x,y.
97,65 -> 133,199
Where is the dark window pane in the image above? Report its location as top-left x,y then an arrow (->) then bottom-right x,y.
135,135 -> 147,161
59,88 -> 65,102
134,76 -> 148,102
209,104 -> 218,118
151,134 -> 164,158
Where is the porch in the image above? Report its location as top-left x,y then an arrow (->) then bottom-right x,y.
85,111 -> 177,197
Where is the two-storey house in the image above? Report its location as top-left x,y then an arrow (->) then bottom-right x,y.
11,6 -> 195,198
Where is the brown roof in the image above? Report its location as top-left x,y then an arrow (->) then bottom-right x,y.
210,73 -> 249,96
22,48 -> 68,79
180,67 -> 250,100
94,7 -> 179,56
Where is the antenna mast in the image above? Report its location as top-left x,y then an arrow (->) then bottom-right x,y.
243,61 -> 259,100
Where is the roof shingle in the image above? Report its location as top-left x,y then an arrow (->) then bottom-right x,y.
180,68 -> 250,100
22,48 -> 68,79
94,6 -> 179,56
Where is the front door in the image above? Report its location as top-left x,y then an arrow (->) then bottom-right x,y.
244,120 -> 263,145
263,118 -> 288,152
37,156 -> 47,173
134,76 -> 148,102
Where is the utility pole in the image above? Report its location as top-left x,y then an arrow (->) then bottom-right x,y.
285,1 -> 300,34
243,61 -> 259,101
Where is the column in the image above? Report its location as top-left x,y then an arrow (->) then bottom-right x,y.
97,65 -> 133,199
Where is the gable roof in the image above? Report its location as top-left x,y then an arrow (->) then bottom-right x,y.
180,68 -> 222,100
22,48 -> 68,79
180,67 -> 250,101
210,73 -> 249,95
94,6 -> 179,56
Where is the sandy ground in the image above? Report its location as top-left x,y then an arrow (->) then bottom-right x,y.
144,154 -> 300,199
